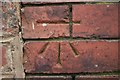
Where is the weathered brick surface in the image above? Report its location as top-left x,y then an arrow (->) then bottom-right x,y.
22,6 -> 70,39
23,42 -> 59,73
72,4 -> 119,38
1,1 -> 25,79
21,6 -> 69,23
4,1 -> 118,79
0,44 -> 13,73
23,41 -> 118,73
1,46 -> 7,66
76,75 -> 119,80
2,2 -> 20,37
22,24 -> 70,39
26,76 -> 72,80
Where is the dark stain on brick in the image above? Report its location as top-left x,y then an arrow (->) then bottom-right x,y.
47,7 -> 68,22
34,56 -> 52,73
81,52 -> 94,71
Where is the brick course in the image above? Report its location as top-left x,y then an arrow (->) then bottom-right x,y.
23,41 -> 118,73
72,4 -> 119,38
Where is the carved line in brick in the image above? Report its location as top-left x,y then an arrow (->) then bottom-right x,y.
58,42 -> 61,64
38,42 -> 49,54
37,42 -> 79,65
69,42 -> 79,56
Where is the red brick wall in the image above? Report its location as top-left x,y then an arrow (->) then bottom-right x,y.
1,1 -> 119,80
21,2 -> 119,80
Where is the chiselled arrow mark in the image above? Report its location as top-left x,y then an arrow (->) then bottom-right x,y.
38,42 -> 49,54
69,42 -> 79,56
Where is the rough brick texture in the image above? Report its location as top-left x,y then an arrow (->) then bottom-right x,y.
72,4 -> 119,38
1,46 -> 7,66
1,1 -> 25,79
1,44 -> 13,73
2,1 -> 118,79
22,6 -> 70,39
23,41 -> 118,73
2,2 -> 20,37
22,6 -> 69,22
26,76 -> 72,80
22,24 -> 70,39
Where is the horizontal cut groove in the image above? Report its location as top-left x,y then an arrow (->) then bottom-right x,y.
69,43 -> 79,56
22,37 -> 120,42
36,21 -> 69,24
73,21 -> 81,24
38,42 -> 49,54
25,71 -> 120,76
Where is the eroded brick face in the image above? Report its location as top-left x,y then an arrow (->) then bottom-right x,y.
2,1 -> 119,80
22,6 -> 69,23
22,6 -> 70,39
2,2 -> 19,37
22,24 -> 70,39
22,2 -> 119,80
23,41 -> 118,73
72,4 -> 119,38
1,46 -> 7,66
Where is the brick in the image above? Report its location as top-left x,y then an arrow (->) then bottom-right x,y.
22,24 -> 70,39
23,42 -> 59,73
26,76 -> 72,80
76,75 -> 119,80
22,6 -> 70,39
2,2 -> 19,37
60,41 -> 118,73
23,41 -> 118,73
0,44 -> 13,73
21,6 -> 69,23
72,4 -> 119,38
1,46 -> 7,66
